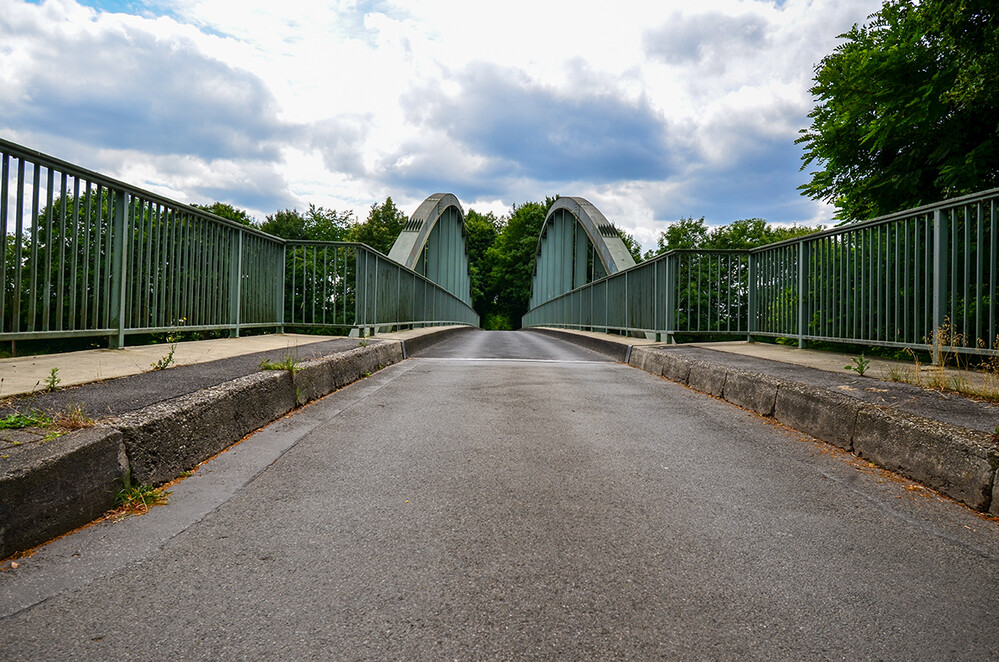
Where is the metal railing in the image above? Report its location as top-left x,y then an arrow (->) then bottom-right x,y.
285,242 -> 479,331
1,138 -> 477,346
524,188 -> 999,358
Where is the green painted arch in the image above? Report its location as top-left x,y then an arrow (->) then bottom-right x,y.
530,197 -> 637,308
388,193 -> 473,306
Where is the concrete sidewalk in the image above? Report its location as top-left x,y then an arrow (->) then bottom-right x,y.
0,333 -> 355,399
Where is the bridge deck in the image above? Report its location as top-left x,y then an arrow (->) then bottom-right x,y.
3,329 -> 997,659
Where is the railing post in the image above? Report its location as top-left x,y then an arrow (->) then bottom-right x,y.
797,240 -> 808,349
108,189 -> 128,348
653,261 -> 660,342
747,252 -> 757,342
931,208 -> 949,364
664,253 -> 676,344
229,230 -> 242,337
278,243 -> 286,333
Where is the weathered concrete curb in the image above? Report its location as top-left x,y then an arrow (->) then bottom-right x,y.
1,426 -> 128,559
529,328 -> 999,515
1,327 -> 461,559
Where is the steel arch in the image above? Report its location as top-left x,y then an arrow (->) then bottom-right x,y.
388,193 -> 473,306
529,197 -> 636,307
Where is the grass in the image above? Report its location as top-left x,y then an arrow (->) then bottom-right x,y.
51,404 -> 95,430
877,324 -> 999,403
0,404 -> 94,434
259,354 -> 300,373
115,471 -> 170,515
0,410 -> 52,429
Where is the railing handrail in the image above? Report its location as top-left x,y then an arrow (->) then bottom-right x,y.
0,137 -> 283,243
750,186 -> 999,253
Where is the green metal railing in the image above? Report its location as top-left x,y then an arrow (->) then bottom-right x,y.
524,188 -> 999,358
1,139 -> 477,345
285,242 -> 478,331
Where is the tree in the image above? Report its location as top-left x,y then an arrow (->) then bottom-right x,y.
464,209 -> 500,319
348,197 -> 407,255
192,202 -> 255,226
482,201 -> 548,329
260,204 -> 354,242
619,230 -> 643,263
798,0 -> 999,220
302,204 -> 354,242
646,216 -> 819,256
261,209 -> 308,240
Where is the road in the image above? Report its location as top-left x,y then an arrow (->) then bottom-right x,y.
2,329 -> 998,659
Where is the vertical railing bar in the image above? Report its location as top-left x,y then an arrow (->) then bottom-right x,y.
975,202 -> 984,345
963,204 -> 970,342
28,163 -> 42,331
0,154 -> 8,334
69,176 -> 80,330
41,167 -> 54,331
56,171 -> 68,330
13,159 -> 25,333
991,199 -> 997,349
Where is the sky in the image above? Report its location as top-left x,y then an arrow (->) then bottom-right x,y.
0,0 -> 883,250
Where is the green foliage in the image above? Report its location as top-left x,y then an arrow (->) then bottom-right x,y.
798,0 -> 999,220
192,202 -> 256,226
115,471 -> 170,513
647,216 -> 819,256
347,197 -> 407,254
260,204 -> 354,242
151,345 -> 176,371
619,230 -> 644,263
464,209 -> 501,316
259,354 -> 300,373
845,354 -> 872,377
481,201 -> 550,329
0,410 -> 52,429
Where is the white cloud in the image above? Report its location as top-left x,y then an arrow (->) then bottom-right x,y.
0,0 -> 882,249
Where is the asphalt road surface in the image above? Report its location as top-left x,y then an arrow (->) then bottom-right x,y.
3,329 -> 998,659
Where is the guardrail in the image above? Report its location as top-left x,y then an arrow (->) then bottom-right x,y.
1,138 -> 477,346
524,188 -> 998,358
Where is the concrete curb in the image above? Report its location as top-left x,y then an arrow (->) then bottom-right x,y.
1,426 -> 127,559
532,328 -> 998,515
1,327 -> 460,559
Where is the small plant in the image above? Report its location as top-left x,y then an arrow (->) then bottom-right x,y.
151,344 -> 176,371
259,354 -> 300,373
358,337 -> 369,348
115,471 -> 170,514
52,404 -> 94,431
992,426 -> 999,445
0,410 -> 51,429
151,319 -> 186,371
845,354 -> 871,377
44,367 -> 61,392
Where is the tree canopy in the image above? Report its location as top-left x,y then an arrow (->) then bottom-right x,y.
193,201 -> 256,226
260,204 -> 354,242
347,197 -> 407,255
797,0 -> 999,220
646,217 -> 819,256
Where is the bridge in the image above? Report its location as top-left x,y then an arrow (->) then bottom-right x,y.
2,139 -> 999,658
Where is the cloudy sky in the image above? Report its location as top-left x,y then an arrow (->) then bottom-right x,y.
1,0 -> 882,250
